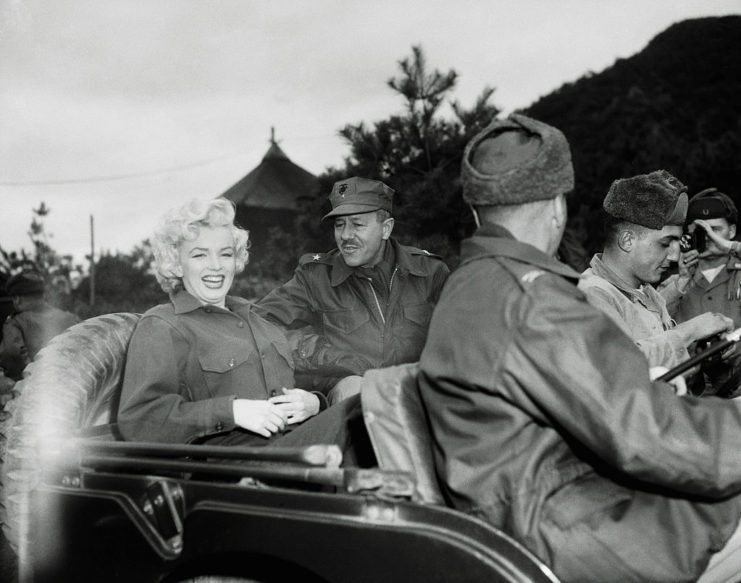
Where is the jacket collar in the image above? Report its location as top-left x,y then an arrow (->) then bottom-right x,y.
461,223 -> 581,283
329,238 -> 425,287
170,289 -> 249,314
691,256 -> 739,289
588,254 -> 661,307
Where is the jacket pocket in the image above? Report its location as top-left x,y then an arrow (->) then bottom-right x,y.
322,308 -> 370,335
198,351 -> 250,373
402,302 -> 434,327
544,473 -> 633,529
198,350 -> 252,396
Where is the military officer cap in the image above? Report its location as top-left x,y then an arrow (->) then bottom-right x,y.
603,170 -> 688,229
687,187 -> 738,225
322,177 -> 394,221
6,270 -> 45,297
461,114 -> 574,206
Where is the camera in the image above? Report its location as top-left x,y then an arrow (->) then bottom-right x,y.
680,228 -> 706,253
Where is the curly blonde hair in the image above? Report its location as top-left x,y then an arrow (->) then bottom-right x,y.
152,198 -> 250,293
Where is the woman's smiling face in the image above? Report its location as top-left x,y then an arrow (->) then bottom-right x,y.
177,225 -> 236,307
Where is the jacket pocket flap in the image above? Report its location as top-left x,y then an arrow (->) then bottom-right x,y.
322,308 -> 371,334
403,302 -> 433,326
198,351 -> 250,373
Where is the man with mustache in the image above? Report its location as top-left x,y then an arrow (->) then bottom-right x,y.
255,177 -> 449,404
579,170 -> 733,380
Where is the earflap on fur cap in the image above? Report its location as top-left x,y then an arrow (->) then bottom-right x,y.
461,114 -> 574,206
603,170 -> 688,229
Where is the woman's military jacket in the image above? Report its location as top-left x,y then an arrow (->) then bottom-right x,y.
118,291 -> 297,444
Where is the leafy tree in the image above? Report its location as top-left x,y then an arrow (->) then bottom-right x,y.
301,45 -> 501,266
0,202 -> 79,309
72,243 -> 165,318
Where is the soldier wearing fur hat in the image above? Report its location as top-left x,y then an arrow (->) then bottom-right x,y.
254,176 -> 449,404
579,172 -> 733,382
0,270 -> 78,381
418,114 -> 741,583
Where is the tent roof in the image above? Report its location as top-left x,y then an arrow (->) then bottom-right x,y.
221,138 -> 318,211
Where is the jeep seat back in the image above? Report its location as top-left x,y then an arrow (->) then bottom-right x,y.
360,363 -> 445,505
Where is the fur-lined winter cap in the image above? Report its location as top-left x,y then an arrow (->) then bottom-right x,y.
461,114 -> 574,206
687,187 -> 738,224
604,170 -> 688,229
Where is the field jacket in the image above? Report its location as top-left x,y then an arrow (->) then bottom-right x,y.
418,224 -> 741,583
118,291 -> 300,444
579,254 -> 689,368
662,256 -> 741,327
255,238 -> 449,391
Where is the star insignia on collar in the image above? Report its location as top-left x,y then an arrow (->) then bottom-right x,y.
312,254 -> 321,261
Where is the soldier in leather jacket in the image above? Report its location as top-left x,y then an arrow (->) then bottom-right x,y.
418,114 -> 741,583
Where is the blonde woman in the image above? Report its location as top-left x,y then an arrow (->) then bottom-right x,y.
118,198 -> 360,450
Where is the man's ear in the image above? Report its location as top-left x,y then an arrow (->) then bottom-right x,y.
617,229 -> 635,253
382,218 -> 395,240
552,196 -> 567,231
729,224 -> 737,240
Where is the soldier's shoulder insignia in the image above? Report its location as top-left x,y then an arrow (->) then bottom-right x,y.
299,252 -> 331,266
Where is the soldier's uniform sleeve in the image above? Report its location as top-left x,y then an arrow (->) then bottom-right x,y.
0,316 -> 29,381
581,283 -> 688,368
517,278 -> 741,496
255,261 -> 322,331
429,255 -> 451,303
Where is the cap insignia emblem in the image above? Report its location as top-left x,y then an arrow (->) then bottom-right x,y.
703,209 -> 709,215
338,183 -> 348,197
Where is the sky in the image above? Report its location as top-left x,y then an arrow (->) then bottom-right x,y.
1,0 -> 740,265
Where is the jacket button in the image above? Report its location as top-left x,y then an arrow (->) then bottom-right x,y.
228,358 -> 235,367
204,307 -> 212,313
270,390 -> 278,397
215,422 -> 223,431
237,321 -> 245,328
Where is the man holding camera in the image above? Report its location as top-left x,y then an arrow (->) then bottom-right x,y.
579,171 -> 734,384
663,188 -> 741,327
